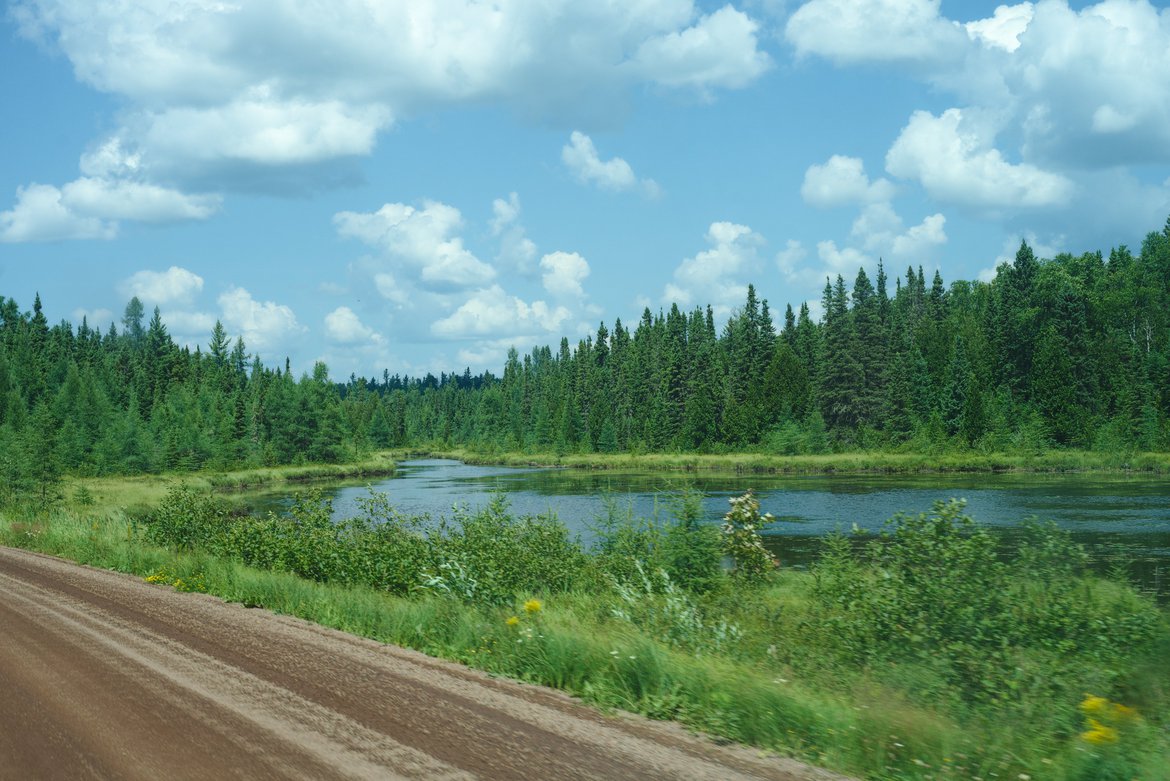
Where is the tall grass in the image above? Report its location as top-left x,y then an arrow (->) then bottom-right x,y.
415,446 -> 1170,475
3,489 -> 1168,781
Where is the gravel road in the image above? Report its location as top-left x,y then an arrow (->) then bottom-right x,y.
0,545 -> 853,780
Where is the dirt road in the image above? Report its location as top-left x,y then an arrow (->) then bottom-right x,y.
0,546 -> 852,780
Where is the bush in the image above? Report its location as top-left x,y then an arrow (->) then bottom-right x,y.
808,500 -> 1164,707
426,494 -> 588,605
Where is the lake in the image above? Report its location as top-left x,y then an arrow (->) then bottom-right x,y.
254,458 -> 1170,596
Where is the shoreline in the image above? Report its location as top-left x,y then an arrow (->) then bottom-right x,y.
401,447 -> 1170,476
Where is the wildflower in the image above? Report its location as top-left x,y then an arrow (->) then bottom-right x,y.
1079,695 -> 1109,716
523,598 -> 543,614
505,615 -> 520,627
1081,719 -> 1119,745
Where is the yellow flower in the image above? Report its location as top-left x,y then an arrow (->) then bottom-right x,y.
523,598 -> 543,614
505,615 -> 520,627
1080,719 -> 1119,745
1079,695 -> 1109,716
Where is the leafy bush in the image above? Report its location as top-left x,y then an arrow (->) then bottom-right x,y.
427,495 -> 588,605
808,500 -> 1164,706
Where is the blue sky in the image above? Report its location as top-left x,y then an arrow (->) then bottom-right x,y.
3,0 -> 1169,379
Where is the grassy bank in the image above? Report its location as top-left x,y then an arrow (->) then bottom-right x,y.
56,453 -> 398,517
3,486 -> 1168,781
410,447 -> 1170,475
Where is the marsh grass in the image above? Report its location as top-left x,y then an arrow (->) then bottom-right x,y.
3,491 -> 1169,781
413,446 -> 1170,475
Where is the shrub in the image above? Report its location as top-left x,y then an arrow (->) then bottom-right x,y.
720,491 -> 774,583
808,500 -> 1164,707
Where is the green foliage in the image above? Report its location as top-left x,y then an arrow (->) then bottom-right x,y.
429,495 -> 588,605
809,500 -> 1163,708
720,491 -> 774,583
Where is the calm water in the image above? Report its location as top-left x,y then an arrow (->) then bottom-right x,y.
254,458 -> 1170,595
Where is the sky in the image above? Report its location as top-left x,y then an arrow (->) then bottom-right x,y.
2,0 -> 1170,380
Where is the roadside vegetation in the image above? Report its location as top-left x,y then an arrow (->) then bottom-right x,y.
3,486 -> 1167,781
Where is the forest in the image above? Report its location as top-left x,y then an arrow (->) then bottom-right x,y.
3,217 -> 1170,501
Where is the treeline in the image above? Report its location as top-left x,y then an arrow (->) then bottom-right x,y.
382,218 -> 1170,454
3,217 -> 1169,499
0,298 -> 357,501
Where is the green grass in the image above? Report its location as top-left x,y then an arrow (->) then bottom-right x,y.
55,452 -> 397,517
410,446 -> 1170,475
4,493 -> 1169,781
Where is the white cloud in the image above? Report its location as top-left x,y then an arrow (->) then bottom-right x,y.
217,286 -> 304,352
334,200 -> 496,290
161,309 -> 218,342
0,174 -> 219,243
965,3 -> 1033,52
324,306 -> 384,346
540,251 -> 591,299
0,183 -> 116,242
816,240 -> 871,273
1006,0 -> 1170,166
491,192 -> 538,271
61,178 -> 221,222
801,155 -> 895,207
14,0 -> 768,198
886,108 -> 1074,208
631,5 -> 771,92
120,266 -> 204,306
562,131 -> 659,195
431,285 -> 570,339
663,221 -> 763,313
775,239 -> 808,276
132,95 -> 392,172
890,213 -> 947,259
72,307 -> 114,329
373,272 -> 411,306
786,0 -> 965,65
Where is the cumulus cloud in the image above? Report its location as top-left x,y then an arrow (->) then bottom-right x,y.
965,3 -> 1033,52
161,310 -> 218,341
120,266 -> 204,306
334,200 -> 496,290
786,0 -> 965,66
61,178 -> 221,222
72,307 -> 115,329
562,132 -> 658,196
1006,0 -> 1170,167
885,108 -> 1074,209
540,251 -> 591,299
0,183 -> 116,242
324,306 -> 384,346
801,155 -> 895,207
373,272 -> 411,306
431,285 -> 570,339
789,0 -> 1170,185
217,286 -> 304,352
816,240 -> 871,274
663,221 -> 764,313
10,0 -> 768,197
631,5 -> 771,92
891,213 -> 947,259
0,174 -> 220,243
491,192 -> 538,271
